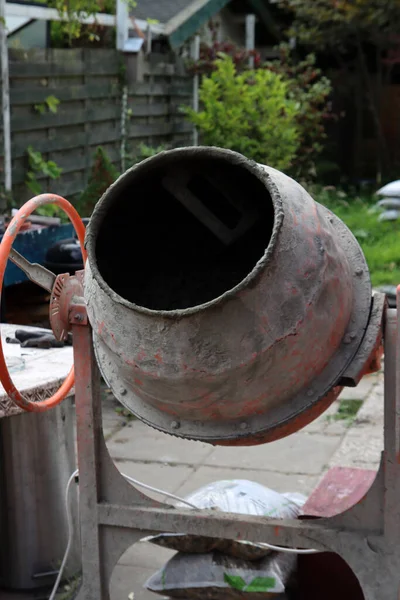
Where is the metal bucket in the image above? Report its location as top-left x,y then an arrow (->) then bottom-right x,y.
84,147 -> 372,445
0,398 -> 81,590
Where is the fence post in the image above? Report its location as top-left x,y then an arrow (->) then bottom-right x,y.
0,0 -> 12,200
191,35 -> 200,146
116,0 -> 128,51
246,14 -> 256,68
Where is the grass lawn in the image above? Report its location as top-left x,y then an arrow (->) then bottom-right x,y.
309,186 -> 400,287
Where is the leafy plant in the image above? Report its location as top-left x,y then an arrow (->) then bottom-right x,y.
183,55 -> 300,171
114,406 -> 135,421
122,143 -> 169,171
186,31 -> 261,75
186,35 -> 332,178
0,188 -> 15,212
46,0 -> 137,46
268,44 -> 334,178
135,143 -> 169,161
25,147 -> 64,218
312,185 -> 400,287
26,146 -> 63,196
34,95 -> 60,115
78,146 -> 119,215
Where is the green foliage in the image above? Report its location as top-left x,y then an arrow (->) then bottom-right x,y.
134,143 -> 169,162
0,188 -> 15,212
26,146 -> 63,196
312,185 -> 400,287
123,143 -> 169,170
187,39 -> 332,177
327,399 -> 363,426
268,44 -> 333,178
46,0 -> 137,46
279,0 -> 400,179
78,146 -> 119,216
25,146 -> 64,218
183,55 -> 300,171
279,0 -> 400,49
34,95 -> 60,115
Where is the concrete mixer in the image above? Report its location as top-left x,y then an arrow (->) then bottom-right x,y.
0,147 -> 395,600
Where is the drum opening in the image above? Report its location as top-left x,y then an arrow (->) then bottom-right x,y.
95,153 -> 276,311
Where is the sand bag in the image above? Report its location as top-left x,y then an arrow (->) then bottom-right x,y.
143,480 -> 306,560
144,550 -> 295,599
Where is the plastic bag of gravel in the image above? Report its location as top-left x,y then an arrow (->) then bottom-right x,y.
143,480 -> 306,560
144,550 -> 296,599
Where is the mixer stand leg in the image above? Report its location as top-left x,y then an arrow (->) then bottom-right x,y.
71,303 -> 400,600
72,322 -> 162,600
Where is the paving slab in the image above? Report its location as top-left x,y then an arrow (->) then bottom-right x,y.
110,565 -> 159,600
103,414 -> 128,440
328,431 -> 382,470
203,431 -> 341,475
113,459 -> 194,503
338,374 -> 376,401
119,540 -> 175,569
107,420 -> 215,465
329,380 -> 383,471
301,399 -> 349,436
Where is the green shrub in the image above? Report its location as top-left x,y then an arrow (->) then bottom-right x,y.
78,147 -> 119,216
312,185 -> 400,287
183,55 -> 300,171
134,143 -> 169,162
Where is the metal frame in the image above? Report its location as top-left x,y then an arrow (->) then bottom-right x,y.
70,288 -> 399,600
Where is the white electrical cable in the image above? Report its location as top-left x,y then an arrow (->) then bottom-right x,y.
122,473 -> 198,509
257,542 -> 318,555
49,469 -> 319,599
47,469 -> 197,600
48,469 -> 79,600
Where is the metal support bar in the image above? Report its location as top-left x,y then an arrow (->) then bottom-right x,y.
73,322 -> 104,598
73,302 -> 400,600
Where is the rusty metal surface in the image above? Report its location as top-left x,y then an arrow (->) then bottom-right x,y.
50,270 -> 85,341
84,147 -> 372,444
339,291 -> 385,386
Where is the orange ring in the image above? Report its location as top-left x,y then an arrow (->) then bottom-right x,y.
0,194 -> 87,412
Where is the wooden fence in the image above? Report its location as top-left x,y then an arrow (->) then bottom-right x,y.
1,48 -> 193,206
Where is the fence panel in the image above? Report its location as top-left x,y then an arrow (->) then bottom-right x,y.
0,48 -> 193,206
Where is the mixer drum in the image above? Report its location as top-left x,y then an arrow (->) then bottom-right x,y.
84,147 -> 371,446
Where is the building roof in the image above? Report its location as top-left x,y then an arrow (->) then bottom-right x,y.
134,0 -> 193,24
132,0 -> 231,48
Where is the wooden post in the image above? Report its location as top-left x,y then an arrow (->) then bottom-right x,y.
116,0 -> 128,51
0,0 -> 12,200
145,23 -> 152,54
246,14 -> 256,68
192,35 -> 200,146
